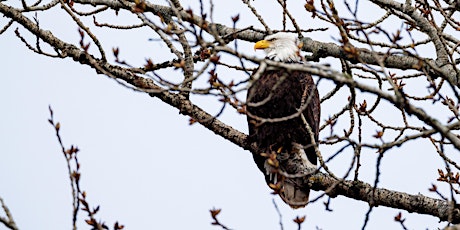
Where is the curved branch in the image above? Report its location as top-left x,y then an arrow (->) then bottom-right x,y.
369,0 -> 458,84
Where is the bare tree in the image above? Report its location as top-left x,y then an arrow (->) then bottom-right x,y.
1,0 -> 460,229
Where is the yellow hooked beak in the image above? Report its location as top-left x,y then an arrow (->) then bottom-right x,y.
254,40 -> 271,50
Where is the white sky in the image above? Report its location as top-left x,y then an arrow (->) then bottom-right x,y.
0,0 -> 456,229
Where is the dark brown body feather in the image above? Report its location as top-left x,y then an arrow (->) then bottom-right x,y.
247,68 -> 320,207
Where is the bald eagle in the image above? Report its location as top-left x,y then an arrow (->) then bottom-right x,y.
247,32 -> 320,208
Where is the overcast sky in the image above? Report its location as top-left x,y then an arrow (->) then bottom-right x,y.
0,0 -> 454,229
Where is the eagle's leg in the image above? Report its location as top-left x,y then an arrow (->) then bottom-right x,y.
291,143 -> 317,172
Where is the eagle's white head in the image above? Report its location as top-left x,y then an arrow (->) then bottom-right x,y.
254,32 -> 302,62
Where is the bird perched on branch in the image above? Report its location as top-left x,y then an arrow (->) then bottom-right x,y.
247,32 -> 320,208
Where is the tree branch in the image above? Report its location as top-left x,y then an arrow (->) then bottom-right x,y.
0,196 -> 19,230
308,172 -> 460,224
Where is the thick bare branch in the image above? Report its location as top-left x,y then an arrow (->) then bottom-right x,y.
308,172 -> 460,223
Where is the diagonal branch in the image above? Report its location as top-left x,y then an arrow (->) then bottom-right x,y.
308,172 -> 460,224
0,196 -> 19,230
